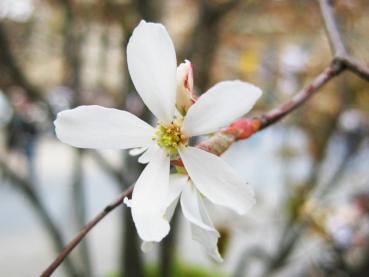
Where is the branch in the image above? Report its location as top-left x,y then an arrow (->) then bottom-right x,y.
318,0 -> 369,81
340,56 -> 369,82
40,185 -> 134,277
257,62 -> 343,129
318,0 -> 347,57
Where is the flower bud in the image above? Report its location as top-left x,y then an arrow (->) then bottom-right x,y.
176,60 -> 195,115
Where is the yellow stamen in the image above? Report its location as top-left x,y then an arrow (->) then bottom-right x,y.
154,120 -> 188,155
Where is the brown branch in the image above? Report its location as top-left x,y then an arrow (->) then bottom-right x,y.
340,56 -> 369,82
40,185 -> 134,277
318,0 -> 369,81
318,0 -> 347,57
257,61 -> 344,129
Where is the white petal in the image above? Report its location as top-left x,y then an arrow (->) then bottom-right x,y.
127,20 -> 177,124
129,146 -> 148,156
180,182 -> 223,262
166,174 -> 187,206
182,81 -> 262,137
181,182 -> 215,231
54,105 -> 154,149
163,174 -> 187,221
138,142 -> 159,164
131,148 -> 170,242
191,220 -> 223,263
140,174 -> 186,252
179,146 -> 255,215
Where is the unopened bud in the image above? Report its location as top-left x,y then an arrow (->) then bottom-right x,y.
176,60 -> 195,115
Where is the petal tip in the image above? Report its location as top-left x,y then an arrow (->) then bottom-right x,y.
53,110 -> 68,141
212,252 -> 224,263
236,187 -> 256,215
141,241 -> 154,253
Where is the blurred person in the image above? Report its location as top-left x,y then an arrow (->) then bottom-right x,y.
5,87 -> 40,180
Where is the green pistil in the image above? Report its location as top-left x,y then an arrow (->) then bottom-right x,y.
154,122 -> 187,155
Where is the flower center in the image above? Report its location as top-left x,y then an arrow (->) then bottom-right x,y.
154,120 -> 187,155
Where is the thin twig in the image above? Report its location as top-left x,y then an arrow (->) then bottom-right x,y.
40,185 -> 134,277
318,0 -> 347,57
318,0 -> 369,81
341,56 -> 369,82
258,61 -> 344,129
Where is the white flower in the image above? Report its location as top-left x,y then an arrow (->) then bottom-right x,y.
54,20 -> 261,261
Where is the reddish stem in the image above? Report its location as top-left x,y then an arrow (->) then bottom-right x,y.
257,62 -> 344,129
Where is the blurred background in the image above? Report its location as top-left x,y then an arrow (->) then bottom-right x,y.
0,0 -> 369,276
